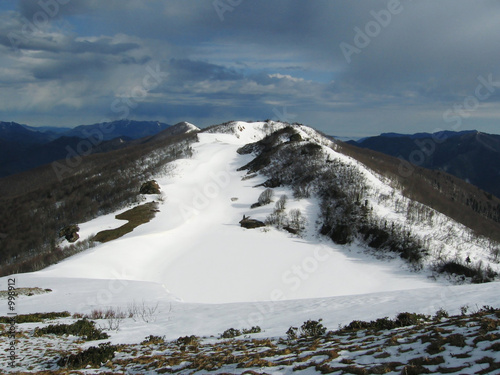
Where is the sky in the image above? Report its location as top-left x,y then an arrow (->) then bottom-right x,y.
0,0 -> 500,137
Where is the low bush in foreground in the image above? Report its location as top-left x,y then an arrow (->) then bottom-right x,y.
338,312 -> 429,333
34,319 -> 109,341
438,260 -> 497,283
142,335 -> 165,345
220,328 -> 241,339
221,326 -> 262,339
287,319 -> 327,340
57,342 -> 116,369
0,311 -> 70,324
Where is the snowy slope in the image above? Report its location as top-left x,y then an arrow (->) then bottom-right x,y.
24,121 -> 437,304
1,121 -> 499,371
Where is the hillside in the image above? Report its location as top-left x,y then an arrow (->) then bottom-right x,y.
0,122 -> 199,276
0,120 -> 173,178
62,120 -> 171,141
2,120 -> 499,282
350,130 -> 500,199
1,121 -> 499,373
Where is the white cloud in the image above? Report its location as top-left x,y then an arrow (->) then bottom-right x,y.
268,73 -> 305,83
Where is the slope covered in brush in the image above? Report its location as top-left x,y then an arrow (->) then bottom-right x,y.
236,122 -> 500,282
0,124 -> 199,276
350,130 -> 500,199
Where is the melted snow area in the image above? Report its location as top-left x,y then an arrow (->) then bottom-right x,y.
1,121 -> 499,363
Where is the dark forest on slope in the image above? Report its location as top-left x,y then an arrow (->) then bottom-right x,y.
0,128 -> 198,276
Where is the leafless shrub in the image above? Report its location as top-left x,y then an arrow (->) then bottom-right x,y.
88,308 -> 105,320
127,300 -> 163,323
289,209 -> 306,232
292,184 -> 310,199
265,209 -> 287,228
258,188 -> 274,206
88,306 -> 127,331
105,307 -> 126,331
275,195 -> 288,212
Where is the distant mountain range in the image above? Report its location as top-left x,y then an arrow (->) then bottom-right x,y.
2,121 -> 500,202
348,129 -> 500,199
0,120 -> 173,177
62,120 -> 171,141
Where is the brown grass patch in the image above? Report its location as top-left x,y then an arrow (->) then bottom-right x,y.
93,202 -> 158,243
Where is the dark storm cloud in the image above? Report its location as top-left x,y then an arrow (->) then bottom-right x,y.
32,55 -> 109,80
337,1 -> 500,99
1,0 -> 500,135
0,13 -> 141,60
168,59 -> 244,82
17,0 -> 89,19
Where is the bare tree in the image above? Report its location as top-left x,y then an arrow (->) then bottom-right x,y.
275,194 -> 288,212
289,209 -> 305,231
127,300 -> 162,323
258,188 -> 274,206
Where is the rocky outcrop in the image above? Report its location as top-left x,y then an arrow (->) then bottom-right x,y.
59,224 -> 80,242
239,215 -> 266,229
140,180 -> 161,195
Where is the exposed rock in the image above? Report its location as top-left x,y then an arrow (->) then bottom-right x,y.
258,177 -> 281,188
320,224 -> 351,245
140,180 -> 161,195
59,224 -> 80,243
239,215 -> 266,229
283,226 -> 299,235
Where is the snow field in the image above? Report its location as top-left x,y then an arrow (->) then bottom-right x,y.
30,125 -> 438,305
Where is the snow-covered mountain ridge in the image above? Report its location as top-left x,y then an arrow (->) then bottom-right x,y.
232,121 -> 498,280
1,120 -> 499,373
5,120 -> 500,302
27,121 -> 438,303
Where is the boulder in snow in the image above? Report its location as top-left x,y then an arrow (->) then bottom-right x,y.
140,180 -> 161,195
239,215 -> 266,229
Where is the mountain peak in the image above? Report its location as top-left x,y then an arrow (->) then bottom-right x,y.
173,121 -> 200,132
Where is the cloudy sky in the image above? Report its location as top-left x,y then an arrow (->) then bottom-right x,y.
1,0 -> 499,137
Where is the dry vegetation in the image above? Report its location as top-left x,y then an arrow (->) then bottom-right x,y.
1,307 -> 499,374
93,202 -> 159,243
0,287 -> 52,299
